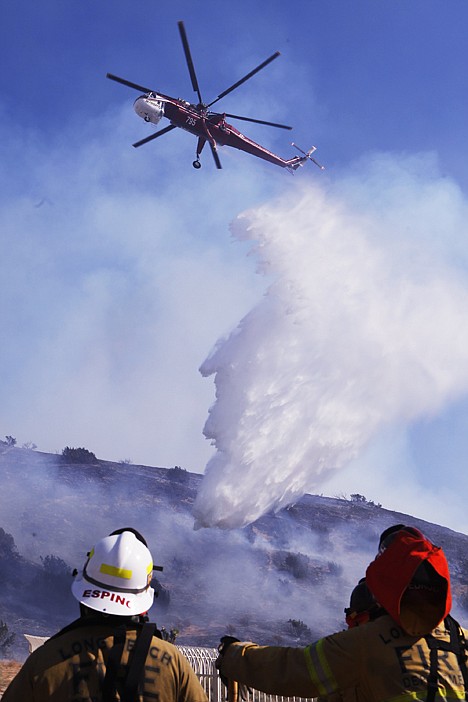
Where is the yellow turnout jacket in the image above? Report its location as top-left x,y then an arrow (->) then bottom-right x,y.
3,619 -> 208,702
219,614 -> 468,702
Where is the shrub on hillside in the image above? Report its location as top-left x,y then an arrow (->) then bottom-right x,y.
22,441 -> 37,450
327,560 -> 343,576
30,554 -> 75,610
167,466 -> 189,482
61,446 -> 97,463
350,494 -> 382,508
40,554 -> 71,579
286,618 -> 313,643
0,528 -> 18,561
282,553 -> 310,580
0,529 -> 20,587
0,620 -> 15,655
152,577 -> 171,612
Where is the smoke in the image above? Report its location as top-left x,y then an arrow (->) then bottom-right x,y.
2,444 -> 466,661
194,153 -> 468,529
0,448 -> 373,658
0,104 -> 269,471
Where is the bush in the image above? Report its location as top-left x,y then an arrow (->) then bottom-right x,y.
350,493 -> 366,502
152,577 -> 171,612
327,560 -> 343,576
167,466 -> 189,482
22,441 -> 37,450
0,620 -> 15,654
350,494 -> 382,508
40,554 -> 71,579
0,528 -> 17,560
62,446 -> 97,463
30,554 -> 74,609
286,619 -> 313,643
0,529 -> 19,586
282,553 -> 309,580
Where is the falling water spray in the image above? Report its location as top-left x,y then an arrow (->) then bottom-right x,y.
194,154 -> 468,529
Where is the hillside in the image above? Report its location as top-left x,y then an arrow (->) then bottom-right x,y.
1,444 -> 468,661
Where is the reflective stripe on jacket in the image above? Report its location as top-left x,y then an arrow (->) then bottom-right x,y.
219,615 -> 468,702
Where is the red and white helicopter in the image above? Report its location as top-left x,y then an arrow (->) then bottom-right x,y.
107,21 -> 324,173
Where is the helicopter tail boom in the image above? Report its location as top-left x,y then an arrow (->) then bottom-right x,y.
287,144 -> 325,172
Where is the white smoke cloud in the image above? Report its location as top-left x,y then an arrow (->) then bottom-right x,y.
194,153 -> 468,528
0,106 -> 270,469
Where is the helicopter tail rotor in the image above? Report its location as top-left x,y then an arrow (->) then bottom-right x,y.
290,143 -> 325,171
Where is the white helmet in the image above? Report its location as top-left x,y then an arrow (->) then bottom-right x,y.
72,529 -> 155,616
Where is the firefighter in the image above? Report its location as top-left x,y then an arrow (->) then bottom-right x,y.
217,525 -> 468,702
344,578 -> 386,629
3,528 -> 208,702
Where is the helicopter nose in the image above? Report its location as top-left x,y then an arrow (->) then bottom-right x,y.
134,96 -> 150,120
134,96 -> 164,125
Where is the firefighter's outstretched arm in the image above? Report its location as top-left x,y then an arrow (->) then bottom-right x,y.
217,641 -> 323,699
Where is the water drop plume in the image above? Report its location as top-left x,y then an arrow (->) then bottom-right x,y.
194,154 -> 468,529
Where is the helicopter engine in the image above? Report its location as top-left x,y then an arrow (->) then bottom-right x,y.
133,96 -> 164,125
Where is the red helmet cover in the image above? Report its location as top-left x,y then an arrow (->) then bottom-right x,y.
366,527 -> 451,635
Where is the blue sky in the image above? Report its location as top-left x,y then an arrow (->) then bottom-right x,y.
2,0 -> 468,532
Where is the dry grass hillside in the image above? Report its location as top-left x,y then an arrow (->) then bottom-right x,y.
0,660 -> 21,697
1,445 -> 468,665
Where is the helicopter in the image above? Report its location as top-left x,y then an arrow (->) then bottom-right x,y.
106,21 -> 324,172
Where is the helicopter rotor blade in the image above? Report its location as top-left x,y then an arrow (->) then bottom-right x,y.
107,73 -> 155,94
132,124 -> 177,148
224,113 -> 292,130
209,143 -> 222,169
177,21 -> 204,105
207,51 -> 280,108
